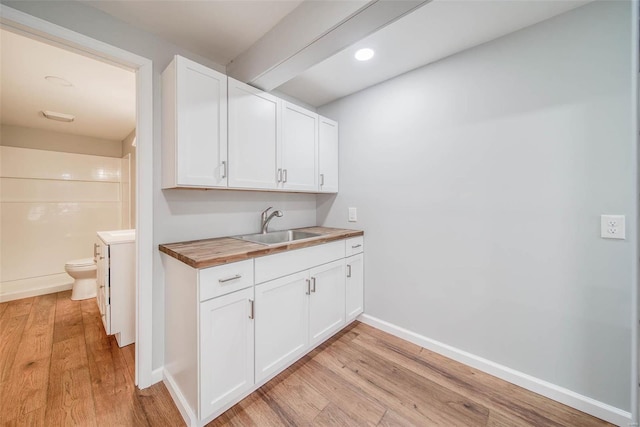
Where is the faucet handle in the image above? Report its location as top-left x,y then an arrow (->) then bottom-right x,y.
261,206 -> 273,215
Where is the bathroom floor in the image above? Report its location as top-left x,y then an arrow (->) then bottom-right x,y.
0,291 -> 614,426
0,291 -> 183,425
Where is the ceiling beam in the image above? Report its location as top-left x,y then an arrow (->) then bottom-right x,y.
227,0 -> 429,92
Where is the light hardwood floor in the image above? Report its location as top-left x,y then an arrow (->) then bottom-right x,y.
0,291 -> 612,426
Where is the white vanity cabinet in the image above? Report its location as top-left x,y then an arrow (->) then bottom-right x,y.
95,230 -> 135,347
162,55 -> 228,189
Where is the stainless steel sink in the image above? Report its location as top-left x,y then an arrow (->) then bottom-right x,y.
234,230 -> 320,245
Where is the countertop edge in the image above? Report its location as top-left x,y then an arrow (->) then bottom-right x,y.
159,227 -> 364,269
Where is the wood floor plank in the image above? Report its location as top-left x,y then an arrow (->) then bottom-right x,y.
296,356 -> 387,426
137,382 -> 186,427
312,402 -> 361,426
0,313 -> 29,382
0,294 -> 57,423
351,327 -> 609,427
1,297 -> 35,319
0,300 -> 9,319
315,339 -> 489,426
79,299 -> 149,427
0,292 -> 616,427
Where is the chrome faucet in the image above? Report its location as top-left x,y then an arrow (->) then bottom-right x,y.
260,207 -> 283,234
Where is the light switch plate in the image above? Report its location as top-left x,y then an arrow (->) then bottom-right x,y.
601,214 -> 625,239
348,207 -> 357,222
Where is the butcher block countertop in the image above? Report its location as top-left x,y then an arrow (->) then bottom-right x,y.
159,226 -> 364,269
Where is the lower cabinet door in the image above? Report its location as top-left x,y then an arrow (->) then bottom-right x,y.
309,259 -> 345,346
345,253 -> 364,322
200,287 -> 254,420
255,271 -> 309,383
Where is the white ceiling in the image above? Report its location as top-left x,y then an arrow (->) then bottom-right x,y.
277,0 -> 592,107
0,29 -> 136,141
83,0 -> 304,66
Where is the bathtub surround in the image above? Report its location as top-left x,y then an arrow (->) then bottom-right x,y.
0,124 -> 123,157
0,146 -> 122,301
318,1 -> 634,423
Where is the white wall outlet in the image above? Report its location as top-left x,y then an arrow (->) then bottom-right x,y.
600,214 -> 625,240
348,207 -> 357,222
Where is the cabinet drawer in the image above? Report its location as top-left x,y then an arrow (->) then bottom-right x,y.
199,260 -> 254,301
255,240 -> 344,284
345,236 -> 364,256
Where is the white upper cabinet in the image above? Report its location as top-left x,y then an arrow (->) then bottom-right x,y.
228,78 -> 280,190
318,116 -> 339,193
281,102 -> 318,192
162,55 -> 228,189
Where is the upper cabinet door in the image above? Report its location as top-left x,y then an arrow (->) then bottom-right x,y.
228,78 -> 280,190
162,55 -> 228,189
318,116 -> 339,193
281,102 -> 318,192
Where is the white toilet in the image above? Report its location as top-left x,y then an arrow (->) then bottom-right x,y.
65,258 -> 97,300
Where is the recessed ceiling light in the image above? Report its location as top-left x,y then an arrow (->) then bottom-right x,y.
45,76 -> 73,87
354,48 -> 375,61
42,110 -> 75,122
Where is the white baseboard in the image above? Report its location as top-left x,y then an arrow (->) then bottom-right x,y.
163,370 -> 197,427
358,314 -> 631,427
151,367 -> 164,385
0,273 -> 73,302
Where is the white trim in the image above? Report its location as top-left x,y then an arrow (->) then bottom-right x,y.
630,1 -> 639,425
0,274 -> 73,303
164,371 -> 198,427
358,314 -> 631,427
152,367 -> 164,385
0,5 -> 155,389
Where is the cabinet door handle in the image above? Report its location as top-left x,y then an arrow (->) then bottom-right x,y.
277,168 -> 282,183
94,243 -> 100,258
221,161 -> 227,179
346,265 -> 352,278
311,277 -> 316,293
248,299 -> 254,319
305,278 -> 311,295
351,244 -> 362,249
218,274 -> 241,283
320,174 -> 324,186
283,169 -> 288,183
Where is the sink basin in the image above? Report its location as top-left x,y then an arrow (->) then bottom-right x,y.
234,230 -> 321,246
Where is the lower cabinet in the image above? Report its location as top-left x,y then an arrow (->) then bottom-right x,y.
345,253 -> 364,322
163,237 -> 364,427
309,260 -> 345,346
200,287 -> 254,420
255,271 -> 309,383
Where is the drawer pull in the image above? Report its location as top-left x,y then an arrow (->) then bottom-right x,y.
320,174 -> 324,186
277,168 -> 282,183
283,169 -> 288,183
218,274 -> 242,283
311,277 -> 316,293
248,299 -> 254,319
221,161 -> 227,179
351,244 -> 362,249
305,278 -> 311,295
346,265 -> 352,278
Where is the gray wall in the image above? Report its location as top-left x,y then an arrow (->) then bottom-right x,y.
4,1 -> 318,371
318,1 -> 634,411
1,124 -> 123,157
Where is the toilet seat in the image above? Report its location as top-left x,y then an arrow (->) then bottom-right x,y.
65,258 -> 95,268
